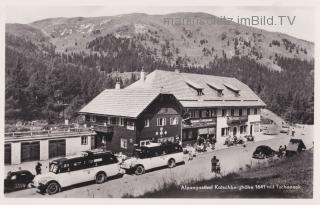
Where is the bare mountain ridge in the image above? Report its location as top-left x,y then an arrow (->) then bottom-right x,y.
6,12 -> 314,71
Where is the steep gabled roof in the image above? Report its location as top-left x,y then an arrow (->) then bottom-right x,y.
127,70 -> 266,107
79,88 -> 163,118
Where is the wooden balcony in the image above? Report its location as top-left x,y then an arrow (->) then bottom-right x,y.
87,122 -> 114,134
227,116 -> 248,125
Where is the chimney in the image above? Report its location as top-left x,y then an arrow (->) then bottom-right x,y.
115,81 -> 120,90
140,68 -> 145,81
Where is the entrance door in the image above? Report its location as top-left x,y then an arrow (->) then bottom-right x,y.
49,139 -> 66,158
233,127 -> 237,136
5,144 -> 11,164
21,141 -> 40,162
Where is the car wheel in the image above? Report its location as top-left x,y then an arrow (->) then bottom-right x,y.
135,165 -> 145,175
46,182 -> 60,195
95,172 -> 106,184
168,159 -> 176,168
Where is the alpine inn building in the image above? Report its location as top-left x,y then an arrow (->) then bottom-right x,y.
80,69 -> 265,153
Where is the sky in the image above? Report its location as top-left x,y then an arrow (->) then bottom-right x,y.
5,6 -> 315,41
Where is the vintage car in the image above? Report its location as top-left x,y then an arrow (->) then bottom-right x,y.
286,139 -> 306,157
252,145 -> 277,159
4,170 -> 35,193
33,150 -> 124,195
121,142 -> 184,175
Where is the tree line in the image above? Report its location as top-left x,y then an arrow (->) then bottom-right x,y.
5,33 -> 314,124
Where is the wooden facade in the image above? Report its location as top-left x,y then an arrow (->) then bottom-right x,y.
85,93 -> 183,155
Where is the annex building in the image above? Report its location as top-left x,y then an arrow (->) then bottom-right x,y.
79,87 -> 184,154
127,69 -> 266,147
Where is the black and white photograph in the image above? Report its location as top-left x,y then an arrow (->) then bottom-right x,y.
1,0 -> 318,200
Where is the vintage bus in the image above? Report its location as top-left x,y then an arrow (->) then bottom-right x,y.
120,142 -> 184,175
33,150 -> 124,194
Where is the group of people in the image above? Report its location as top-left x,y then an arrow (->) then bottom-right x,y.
195,135 -> 216,152
278,145 -> 287,158
224,135 -> 245,146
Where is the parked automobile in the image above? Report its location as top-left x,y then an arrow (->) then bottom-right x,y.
121,142 -> 184,175
280,125 -> 290,133
32,150 -> 124,195
252,145 -> 277,159
286,139 -> 306,157
4,170 -> 35,193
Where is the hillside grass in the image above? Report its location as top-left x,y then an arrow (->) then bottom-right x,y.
126,150 -> 313,198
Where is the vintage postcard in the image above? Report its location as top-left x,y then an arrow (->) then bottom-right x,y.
1,0 -> 317,201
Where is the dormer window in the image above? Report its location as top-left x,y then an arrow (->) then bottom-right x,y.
224,83 -> 240,96
197,90 -> 204,96
185,79 -> 204,96
206,82 -> 224,97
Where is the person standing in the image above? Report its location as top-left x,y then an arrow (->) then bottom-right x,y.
35,162 -> 42,175
291,127 -> 295,137
278,146 -> 283,158
211,156 -> 220,173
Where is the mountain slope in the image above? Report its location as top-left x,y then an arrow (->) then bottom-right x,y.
7,13 -> 314,71
4,12 -> 314,124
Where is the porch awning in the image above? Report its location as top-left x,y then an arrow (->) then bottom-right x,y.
208,128 -> 216,134
198,128 -> 208,135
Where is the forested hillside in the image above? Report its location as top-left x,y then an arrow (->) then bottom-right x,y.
5,13 -> 314,125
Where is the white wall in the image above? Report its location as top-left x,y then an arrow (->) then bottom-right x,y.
11,142 -> 21,164
216,116 -> 228,145
248,114 -> 261,135
66,136 -> 91,156
40,140 -> 49,160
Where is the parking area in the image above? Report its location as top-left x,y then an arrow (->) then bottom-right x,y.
5,125 -> 313,198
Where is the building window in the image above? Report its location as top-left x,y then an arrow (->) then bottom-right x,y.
231,109 -> 234,116
190,110 -> 195,118
205,110 -> 211,118
140,140 -> 150,147
110,117 -> 117,125
247,108 -> 251,115
126,121 -> 135,130
221,128 -> 225,136
81,136 -> 88,145
254,108 -> 258,115
90,115 -> 96,122
157,118 -> 166,126
211,109 -> 217,117
197,90 -> 204,96
120,138 -> 128,149
170,117 -> 178,125
195,110 -> 199,118
106,117 -> 111,125
119,118 -> 125,126
144,119 -> 150,127
222,109 -> 226,117
239,108 -> 242,116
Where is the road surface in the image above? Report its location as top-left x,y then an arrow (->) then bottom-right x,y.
5,125 -> 313,198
